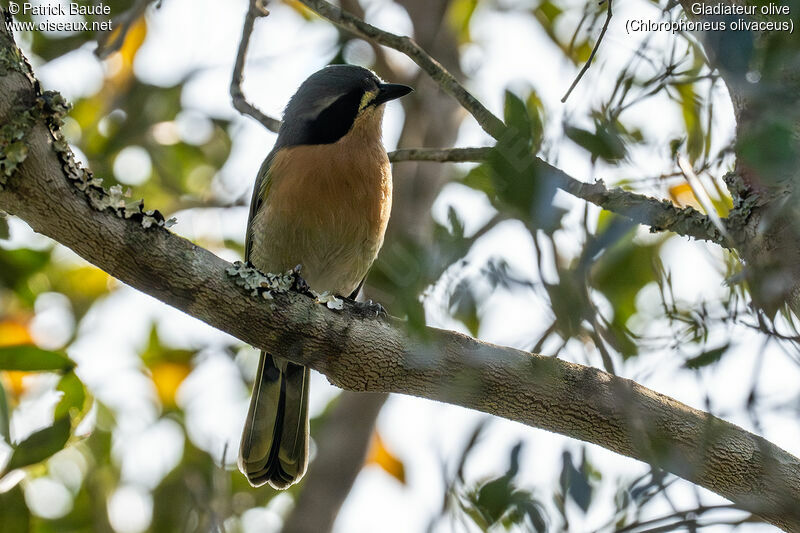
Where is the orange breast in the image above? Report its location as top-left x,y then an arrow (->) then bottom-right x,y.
248,109 -> 392,296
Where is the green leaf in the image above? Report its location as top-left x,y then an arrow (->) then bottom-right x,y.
503,90 -> 533,144
684,344 -> 729,369
0,211 -> 8,240
54,371 -> 87,420
0,379 -> 9,443
0,485 -> 30,533
449,280 -> 480,337
526,91 -> 545,151
534,0 -> 562,25
559,450 -> 593,513
485,91 -> 564,234
590,219 -> 662,358
0,345 -> 75,372
4,416 -> 71,472
0,248 -> 52,304
461,163 -> 494,197
565,125 -> 626,163
677,84 -> 703,164
446,0 -> 479,43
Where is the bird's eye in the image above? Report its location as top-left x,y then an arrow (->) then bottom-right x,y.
363,78 -> 379,92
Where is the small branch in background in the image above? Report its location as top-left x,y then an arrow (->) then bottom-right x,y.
561,0 -> 614,103
230,0 -> 282,133
388,147 -> 492,163
298,0 -> 507,140
546,160 -> 729,247
390,146 -> 727,246
94,0 -> 154,59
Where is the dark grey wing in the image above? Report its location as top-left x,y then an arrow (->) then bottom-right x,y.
348,277 -> 366,300
245,151 -> 276,262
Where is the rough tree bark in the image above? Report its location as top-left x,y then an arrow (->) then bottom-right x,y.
678,0 -> 800,316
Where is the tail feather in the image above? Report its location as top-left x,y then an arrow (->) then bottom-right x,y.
239,352 -> 310,489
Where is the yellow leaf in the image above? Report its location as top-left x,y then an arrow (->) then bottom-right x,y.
0,320 -> 33,346
0,320 -> 35,398
54,266 -> 111,300
669,183 -> 701,209
282,0 -> 314,20
365,431 -> 405,484
150,362 -> 190,407
446,0 -> 479,44
105,17 -> 147,90
2,370 -> 30,398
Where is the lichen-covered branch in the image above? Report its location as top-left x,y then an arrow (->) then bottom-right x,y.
536,158 -> 730,247
388,146 -> 727,246
1,27 -> 800,529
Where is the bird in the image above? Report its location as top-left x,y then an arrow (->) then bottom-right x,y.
238,64 -> 412,489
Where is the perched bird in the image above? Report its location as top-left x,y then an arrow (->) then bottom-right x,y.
239,65 -> 412,489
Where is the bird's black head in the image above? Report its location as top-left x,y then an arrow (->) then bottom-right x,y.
276,65 -> 412,148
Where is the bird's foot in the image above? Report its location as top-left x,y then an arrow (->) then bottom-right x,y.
351,299 -> 387,319
290,264 -> 311,295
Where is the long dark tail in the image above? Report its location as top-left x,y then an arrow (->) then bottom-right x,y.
238,352 -> 310,489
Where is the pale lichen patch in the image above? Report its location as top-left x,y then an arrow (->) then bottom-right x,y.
38,92 -> 177,230
0,42 -> 32,79
227,260 -> 300,300
0,97 -> 43,187
312,291 -> 344,310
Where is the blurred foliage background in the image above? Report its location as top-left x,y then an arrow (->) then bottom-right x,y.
1,0 -> 799,531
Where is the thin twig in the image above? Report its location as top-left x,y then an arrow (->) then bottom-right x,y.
230,0 -> 282,133
388,147 -> 492,162
297,0 -> 507,139
615,504 -> 745,533
561,0 -> 614,103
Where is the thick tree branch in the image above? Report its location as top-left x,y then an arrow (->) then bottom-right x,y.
1,52 -> 800,531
